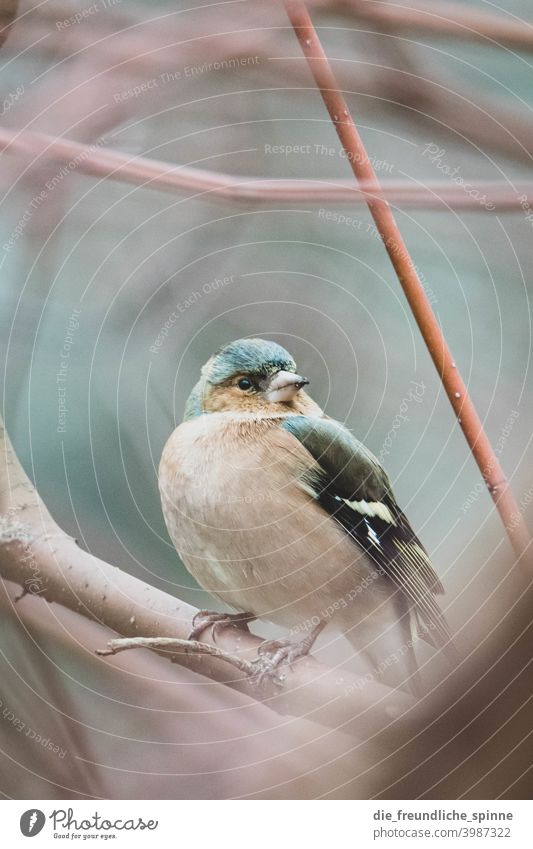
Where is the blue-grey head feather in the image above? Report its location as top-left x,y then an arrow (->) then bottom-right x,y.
202,338 -> 296,385
183,338 -> 297,421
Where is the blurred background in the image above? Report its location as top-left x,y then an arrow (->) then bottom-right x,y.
0,0 -> 532,799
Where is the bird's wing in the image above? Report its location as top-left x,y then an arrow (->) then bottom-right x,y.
281,415 -> 453,651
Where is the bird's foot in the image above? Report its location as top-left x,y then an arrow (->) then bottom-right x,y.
188,610 -> 256,642
251,621 -> 326,688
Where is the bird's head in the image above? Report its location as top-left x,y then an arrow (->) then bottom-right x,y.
185,338 -> 317,418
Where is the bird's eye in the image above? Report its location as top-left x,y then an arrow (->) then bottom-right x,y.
237,377 -> 252,391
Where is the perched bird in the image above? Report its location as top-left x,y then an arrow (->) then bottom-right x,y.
159,338 -> 455,693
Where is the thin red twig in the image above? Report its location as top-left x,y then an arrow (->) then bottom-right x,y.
283,0 -> 531,566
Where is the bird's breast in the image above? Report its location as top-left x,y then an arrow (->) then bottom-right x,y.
158,413 -> 381,626
158,414 -> 309,536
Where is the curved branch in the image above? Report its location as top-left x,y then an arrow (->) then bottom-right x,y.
0,416 -> 415,734
345,0 -> 533,52
96,636 -> 258,678
0,126 -> 531,210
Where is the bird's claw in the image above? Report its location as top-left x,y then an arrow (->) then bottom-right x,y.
251,621 -> 326,688
251,653 -> 287,689
188,610 -> 256,642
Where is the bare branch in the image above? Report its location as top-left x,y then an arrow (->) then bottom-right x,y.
0,416 -> 415,735
0,127 -> 531,211
345,0 -> 533,52
96,636 -> 258,679
6,2 -> 533,165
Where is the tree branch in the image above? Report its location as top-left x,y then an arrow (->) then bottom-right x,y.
0,415 -> 415,735
0,126 -> 531,211
96,636 -> 258,678
6,2 -> 533,165
345,0 -> 533,52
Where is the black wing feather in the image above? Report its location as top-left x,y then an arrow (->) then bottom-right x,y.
282,415 -> 455,655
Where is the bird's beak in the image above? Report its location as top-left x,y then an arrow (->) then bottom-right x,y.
263,370 -> 310,403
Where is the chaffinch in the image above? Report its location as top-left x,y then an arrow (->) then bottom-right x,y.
159,338 -> 455,693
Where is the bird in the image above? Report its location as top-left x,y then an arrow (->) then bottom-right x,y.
159,337 -> 456,693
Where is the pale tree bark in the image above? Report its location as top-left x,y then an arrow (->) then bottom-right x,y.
0,415 -> 415,737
